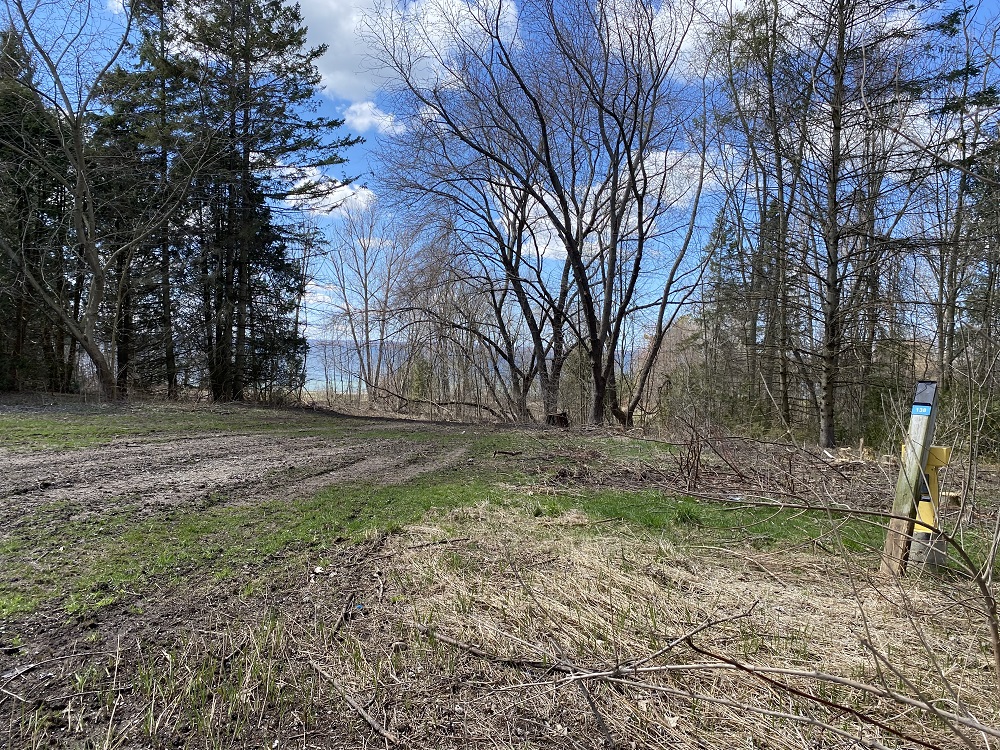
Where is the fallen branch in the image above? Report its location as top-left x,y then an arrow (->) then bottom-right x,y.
363,381 -> 507,420
310,659 -> 399,745
414,624 -> 574,674
0,685 -> 26,703
684,638 -> 994,748
601,677 -> 895,750
331,592 -> 357,637
406,537 -> 471,551
0,651 -> 113,687
625,601 -> 758,670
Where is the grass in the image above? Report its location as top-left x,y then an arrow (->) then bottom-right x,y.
528,489 -> 889,554
319,502 -> 1000,750
1,400 -> 984,623
6,466 -> 890,622
0,399 -> 491,452
0,405 -> 907,621
1,473 -> 493,617
128,611 -> 308,747
3,405 -> 998,750
4,402 -> 990,605
0,591 -> 40,618
0,402 -> 349,450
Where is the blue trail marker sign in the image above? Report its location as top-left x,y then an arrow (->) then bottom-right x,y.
880,381 -> 938,576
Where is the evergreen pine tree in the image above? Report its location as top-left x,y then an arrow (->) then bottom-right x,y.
176,0 -> 361,400
0,29 -> 76,392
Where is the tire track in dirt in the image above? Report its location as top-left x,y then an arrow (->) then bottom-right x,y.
0,433 -> 468,524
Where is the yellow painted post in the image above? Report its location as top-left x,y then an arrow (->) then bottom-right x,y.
911,446 -> 952,566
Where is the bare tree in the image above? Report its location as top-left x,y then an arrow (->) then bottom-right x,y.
327,197 -> 415,406
370,0 -> 709,425
380,114 -> 576,420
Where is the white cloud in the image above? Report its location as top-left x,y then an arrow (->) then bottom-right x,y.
327,183 -> 378,215
299,0 -> 520,103
404,0 -> 519,57
296,0 -> 385,102
298,0 -> 510,103
642,149 -> 715,211
282,163 -> 376,215
344,101 -> 405,134
524,196 -> 566,261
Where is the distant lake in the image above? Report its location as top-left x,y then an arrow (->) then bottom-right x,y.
303,340 -> 402,392
304,340 -> 358,390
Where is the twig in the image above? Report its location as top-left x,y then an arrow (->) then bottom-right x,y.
601,677 -> 894,750
683,638 -> 958,750
552,638 -> 616,750
538,517 -> 622,528
0,685 -> 27,703
414,618 -> 998,747
414,624 -> 573,674
342,691 -> 397,745
626,601 -> 759,670
332,592 -> 357,637
310,659 -> 399,745
690,546 -> 786,586
375,537 -> 471,560
1,651 -> 113,687
860,640 -> 979,749
406,537 -> 470,551
522,555 -> 559,570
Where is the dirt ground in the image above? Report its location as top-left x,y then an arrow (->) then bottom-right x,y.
1,402 -> 999,750
0,431 -> 468,519
0,404 -> 483,748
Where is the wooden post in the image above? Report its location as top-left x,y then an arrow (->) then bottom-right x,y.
880,381 -> 938,576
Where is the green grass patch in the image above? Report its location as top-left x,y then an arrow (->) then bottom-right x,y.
938,526 -> 1000,576
0,402 -> 492,451
0,590 -> 41,618
2,473 -> 491,616
531,489 -> 888,552
0,404 -> 347,450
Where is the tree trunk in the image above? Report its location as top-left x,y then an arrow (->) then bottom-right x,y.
116,252 -> 132,399
157,15 -> 179,400
161,233 -> 178,399
818,0 -> 847,449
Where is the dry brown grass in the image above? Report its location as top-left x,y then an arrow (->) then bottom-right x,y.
5,504 -> 997,749
290,504 -> 1000,749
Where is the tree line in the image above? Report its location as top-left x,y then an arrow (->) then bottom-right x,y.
3,0 -> 1000,449
319,0 -> 1000,449
0,0 -> 358,401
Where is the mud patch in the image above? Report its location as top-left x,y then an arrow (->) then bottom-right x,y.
0,433 -> 468,522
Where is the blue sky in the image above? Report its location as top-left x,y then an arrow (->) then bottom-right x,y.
295,0 -> 401,198
295,0 -> 1000,206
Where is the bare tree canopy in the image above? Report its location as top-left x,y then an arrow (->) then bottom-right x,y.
367,0 -> 712,425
